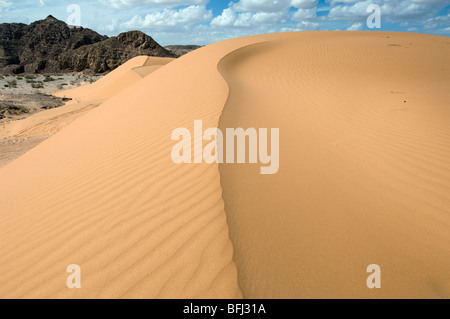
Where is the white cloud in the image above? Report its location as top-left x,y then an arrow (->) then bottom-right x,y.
280,21 -> 319,31
383,1 -> 430,20
327,0 -> 365,5
210,9 -> 238,27
328,0 -> 442,22
0,0 -> 11,11
212,0 -> 318,28
327,0 -> 374,20
299,21 -> 319,30
291,0 -> 318,9
411,0 -> 449,3
292,7 -> 317,20
347,22 -> 362,30
252,11 -> 288,24
232,0 -> 292,13
100,18 -> 120,33
423,12 -> 450,30
230,0 -> 319,12
427,12 -> 450,24
121,5 -> 211,29
99,0 -> 208,9
211,7 -> 288,27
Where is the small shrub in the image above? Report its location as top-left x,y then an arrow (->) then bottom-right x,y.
43,75 -> 55,82
7,80 -> 17,88
31,82 -> 44,89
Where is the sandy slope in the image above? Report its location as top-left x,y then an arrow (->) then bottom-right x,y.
0,56 -> 172,169
0,32 -> 448,299
0,100 -> 102,168
0,42 -> 246,298
219,32 -> 450,298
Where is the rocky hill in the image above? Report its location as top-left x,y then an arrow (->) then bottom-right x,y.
0,16 -> 176,74
58,31 -> 175,73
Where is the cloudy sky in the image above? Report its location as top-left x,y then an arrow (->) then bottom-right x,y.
0,0 -> 449,45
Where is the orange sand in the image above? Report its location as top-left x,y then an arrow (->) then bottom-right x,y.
0,32 -> 449,299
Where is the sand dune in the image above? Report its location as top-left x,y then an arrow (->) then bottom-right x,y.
0,100 -> 104,168
54,56 -> 174,102
0,32 -> 449,299
0,41 -> 245,298
0,56 -> 173,169
218,32 -> 450,298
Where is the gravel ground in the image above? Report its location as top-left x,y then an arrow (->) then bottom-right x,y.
0,74 -> 102,121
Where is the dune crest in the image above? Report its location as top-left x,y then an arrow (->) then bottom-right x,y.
218,32 -> 450,298
0,43 -> 247,298
54,56 -> 174,102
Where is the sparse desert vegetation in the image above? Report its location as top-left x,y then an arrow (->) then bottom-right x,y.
0,74 -> 101,94
0,73 -> 101,123
5,80 -> 17,88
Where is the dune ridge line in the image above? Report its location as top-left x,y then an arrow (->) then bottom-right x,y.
217,31 -> 450,299
0,36 -> 271,298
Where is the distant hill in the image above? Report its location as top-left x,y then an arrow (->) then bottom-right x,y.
164,45 -> 202,57
0,16 -> 176,74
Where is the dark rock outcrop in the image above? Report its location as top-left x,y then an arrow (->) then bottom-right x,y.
58,31 -> 176,73
0,16 -> 176,74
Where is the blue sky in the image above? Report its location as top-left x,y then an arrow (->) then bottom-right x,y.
0,0 -> 449,45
